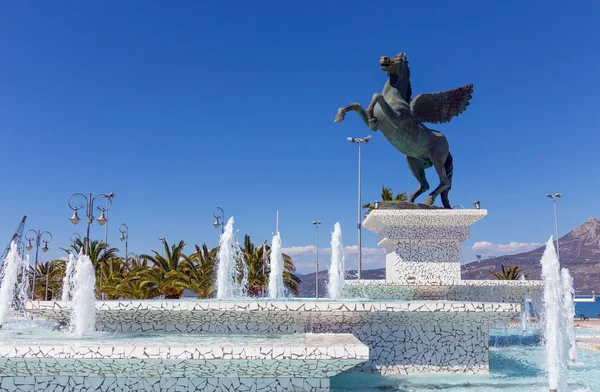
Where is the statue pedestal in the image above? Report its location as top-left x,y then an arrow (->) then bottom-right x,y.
363,208 -> 487,285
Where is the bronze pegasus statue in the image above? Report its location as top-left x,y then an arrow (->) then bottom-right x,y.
335,53 -> 473,209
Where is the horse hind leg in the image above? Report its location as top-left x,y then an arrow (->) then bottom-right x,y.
424,150 -> 451,207
440,153 -> 453,209
406,156 -> 429,203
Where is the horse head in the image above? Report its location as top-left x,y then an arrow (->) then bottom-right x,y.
379,53 -> 412,102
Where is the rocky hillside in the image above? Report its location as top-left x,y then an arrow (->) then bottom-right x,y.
462,218 -> 600,293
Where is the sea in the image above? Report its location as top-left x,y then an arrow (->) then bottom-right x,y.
574,300 -> 600,319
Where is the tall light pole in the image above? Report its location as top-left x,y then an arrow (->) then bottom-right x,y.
68,192 -> 114,255
312,221 -> 322,299
25,229 -> 52,300
348,135 -> 371,279
546,193 -> 563,259
104,192 -> 115,244
213,207 -> 225,234
119,223 -> 129,267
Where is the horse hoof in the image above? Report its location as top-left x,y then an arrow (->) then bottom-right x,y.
334,113 -> 345,123
424,196 -> 435,206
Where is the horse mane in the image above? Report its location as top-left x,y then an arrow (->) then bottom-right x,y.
397,53 -> 412,101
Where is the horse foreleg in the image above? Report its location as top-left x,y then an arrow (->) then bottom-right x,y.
424,150 -> 451,207
366,94 -> 399,130
334,103 -> 369,127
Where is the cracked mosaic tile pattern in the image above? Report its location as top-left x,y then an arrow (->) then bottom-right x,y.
343,280 -> 543,301
363,209 -> 487,233
26,300 -> 519,374
0,376 -> 329,391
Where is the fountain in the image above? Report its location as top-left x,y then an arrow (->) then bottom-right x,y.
15,254 -> 30,316
268,231 -> 285,298
69,254 -> 96,336
520,275 -> 531,331
61,252 -> 77,301
216,217 -> 248,299
328,222 -> 345,300
0,242 -> 22,326
561,267 -> 577,364
540,237 -> 566,392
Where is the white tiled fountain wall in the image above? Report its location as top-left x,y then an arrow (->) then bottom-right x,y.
343,280 -> 543,302
0,376 -> 330,392
26,301 -> 520,375
0,334 -> 367,392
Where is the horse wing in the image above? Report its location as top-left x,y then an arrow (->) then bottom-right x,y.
410,83 -> 473,124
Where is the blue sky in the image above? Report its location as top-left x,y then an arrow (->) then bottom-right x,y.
1,1 -> 599,273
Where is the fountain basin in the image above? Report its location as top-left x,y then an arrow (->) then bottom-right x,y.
343,279 -> 543,302
0,321 -> 367,391
27,300 -> 520,375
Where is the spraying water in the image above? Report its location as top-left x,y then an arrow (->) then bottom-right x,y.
540,237 -> 566,392
69,255 -> 96,337
0,242 -> 21,326
216,217 -> 248,300
328,222 -> 345,300
15,254 -> 31,315
520,275 -> 530,332
268,232 -> 285,299
61,253 -> 77,301
560,268 -> 577,364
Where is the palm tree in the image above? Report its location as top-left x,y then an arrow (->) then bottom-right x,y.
98,258 -> 127,299
241,235 -> 301,297
30,260 -> 64,300
138,240 -> 189,299
489,265 -> 526,280
363,185 -> 408,212
116,267 -> 160,299
184,243 -> 217,298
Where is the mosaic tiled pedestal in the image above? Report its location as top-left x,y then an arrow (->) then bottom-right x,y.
363,208 -> 487,284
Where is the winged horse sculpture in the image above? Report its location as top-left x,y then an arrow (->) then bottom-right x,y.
335,53 -> 473,209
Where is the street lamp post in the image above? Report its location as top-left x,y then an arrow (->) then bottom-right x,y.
104,192 -> 115,244
546,193 -> 563,259
213,207 -> 225,234
127,252 -> 139,268
25,229 -> 52,300
347,135 -> 371,279
312,221 -> 322,299
119,223 -> 129,267
67,192 -> 114,255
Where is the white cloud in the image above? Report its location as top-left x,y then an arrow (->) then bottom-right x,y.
282,245 -> 385,274
471,241 -> 542,256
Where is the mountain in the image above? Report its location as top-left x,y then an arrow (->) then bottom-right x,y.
462,218 -> 600,293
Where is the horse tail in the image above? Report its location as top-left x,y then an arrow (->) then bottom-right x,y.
441,152 -> 453,208
445,152 -> 454,189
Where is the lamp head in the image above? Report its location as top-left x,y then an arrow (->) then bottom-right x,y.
69,211 -> 81,225
119,233 -> 125,241
364,135 -> 372,143
42,242 -> 49,253
26,240 -> 32,251
97,211 -> 107,226
556,193 -> 563,198
213,219 -> 221,228
473,201 -> 481,210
